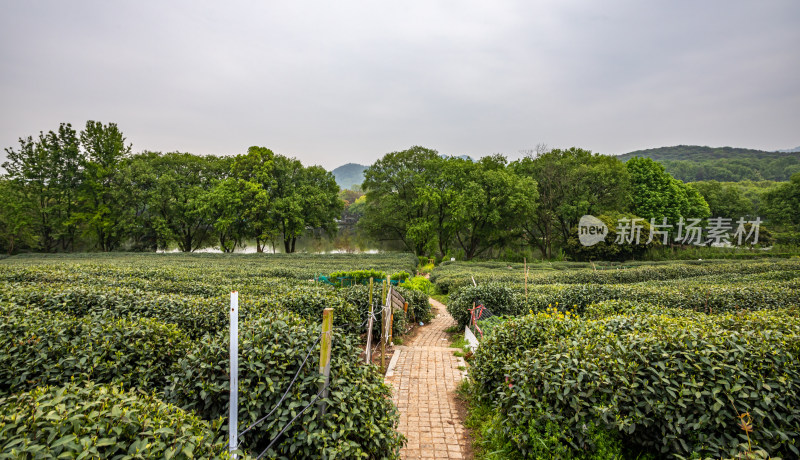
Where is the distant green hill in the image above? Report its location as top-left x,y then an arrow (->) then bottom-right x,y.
617,145 -> 800,182
332,163 -> 367,190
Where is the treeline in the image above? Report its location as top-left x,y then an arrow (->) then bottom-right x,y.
0,121 -> 341,254
358,146 -> 800,260
618,145 -> 800,181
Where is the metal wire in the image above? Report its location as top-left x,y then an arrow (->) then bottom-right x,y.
237,332 -> 323,439
255,381 -> 331,460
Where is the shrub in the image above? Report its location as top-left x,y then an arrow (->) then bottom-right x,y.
167,310 -> 404,458
493,311 -> 800,458
402,276 -> 434,296
0,282 -> 361,340
0,304 -> 191,397
0,382 -> 230,459
469,310 -> 582,400
395,286 -> 433,323
447,283 -> 522,328
328,269 -> 386,285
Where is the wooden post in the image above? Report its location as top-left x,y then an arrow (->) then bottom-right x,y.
524,257 -> 528,301
229,291 -> 239,459
365,278 -> 374,364
369,277 -> 374,310
389,307 -> 394,345
319,308 -> 333,415
381,277 -> 390,370
380,303 -> 386,371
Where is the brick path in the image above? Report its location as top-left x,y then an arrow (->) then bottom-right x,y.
385,298 -> 469,459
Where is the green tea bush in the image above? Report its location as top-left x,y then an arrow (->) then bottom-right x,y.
0,382 -> 230,459
339,285 -> 410,337
522,281 -> 800,315
0,304 -> 191,396
492,311 -> 800,458
447,283 -> 523,328
0,282 -> 361,340
329,269 -> 387,285
395,286 -> 432,323
167,309 -> 404,458
402,276 -> 434,296
469,310 -> 582,401
430,259 -> 800,294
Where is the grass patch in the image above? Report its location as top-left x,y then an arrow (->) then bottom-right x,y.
456,379 -> 629,460
430,293 -> 450,305
450,333 -> 468,350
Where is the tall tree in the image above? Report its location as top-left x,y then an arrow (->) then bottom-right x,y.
298,165 -> 344,250
78,121 -> 132,251
147,153 -> 221,252
360,146 -> 441,255
42,123 -> 82,250
230,146 -> 275,252
512,148 -> 629,258
450,155 -> 539,259
2,135 -> 60,251
0,178 -> 37,254
764,173 -> 800,230
627,157 -> 710,222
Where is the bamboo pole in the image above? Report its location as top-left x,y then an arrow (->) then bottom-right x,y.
319,308 -> 333,415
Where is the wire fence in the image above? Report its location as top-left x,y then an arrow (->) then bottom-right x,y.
235,293 -> 394,456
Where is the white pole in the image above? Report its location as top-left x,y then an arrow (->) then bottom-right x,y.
229,291 -> 239,459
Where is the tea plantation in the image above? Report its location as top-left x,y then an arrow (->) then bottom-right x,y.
0,253 -> 423,459
435,258 -> 800,459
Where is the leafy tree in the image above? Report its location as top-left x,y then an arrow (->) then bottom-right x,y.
417,156 -> 467,258
690,181 -> 754,219
511,148 -> 629,258
300,165 -> 343,242
450,155 -> 538,259
360,146 -> 441,255
146,153 -> 222,252
230,146 -> 275,252
0,178 -> 37,254
113,152 -> 162,251
200,178 -> 265,252
627,157 -> 710,222
763,173 -> 800,230
267,156 -> 342,253
77,121 -> 132,251
41,123 -> 82,250
3,135 -> 61,251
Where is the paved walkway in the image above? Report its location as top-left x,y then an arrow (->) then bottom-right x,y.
385,299 -> 469,459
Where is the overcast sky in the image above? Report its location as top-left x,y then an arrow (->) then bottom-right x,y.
1,1 -> 798,170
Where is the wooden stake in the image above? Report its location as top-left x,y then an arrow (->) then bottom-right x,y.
524,257 -> 528,300
365,278 -> 374,364
319,308 -> 333,415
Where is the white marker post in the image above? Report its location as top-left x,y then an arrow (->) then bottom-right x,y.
229,291 -> 239,459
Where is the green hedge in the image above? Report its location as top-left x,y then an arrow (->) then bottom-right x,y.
0,382 -> 230,459
447,283 -> 523,328
339,285 -> 408,338
486,310 -> 800,458
395,286 -> 433,323
431,259 -> 800,293
522,280 -> 800,314
0,282 -> 361,340
167,310 -> 404,458
0,304 -> 191,397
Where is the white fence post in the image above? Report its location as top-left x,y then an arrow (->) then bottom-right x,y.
229,291 -> 239,459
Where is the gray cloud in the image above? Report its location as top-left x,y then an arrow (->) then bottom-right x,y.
1,0 -> 798,169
